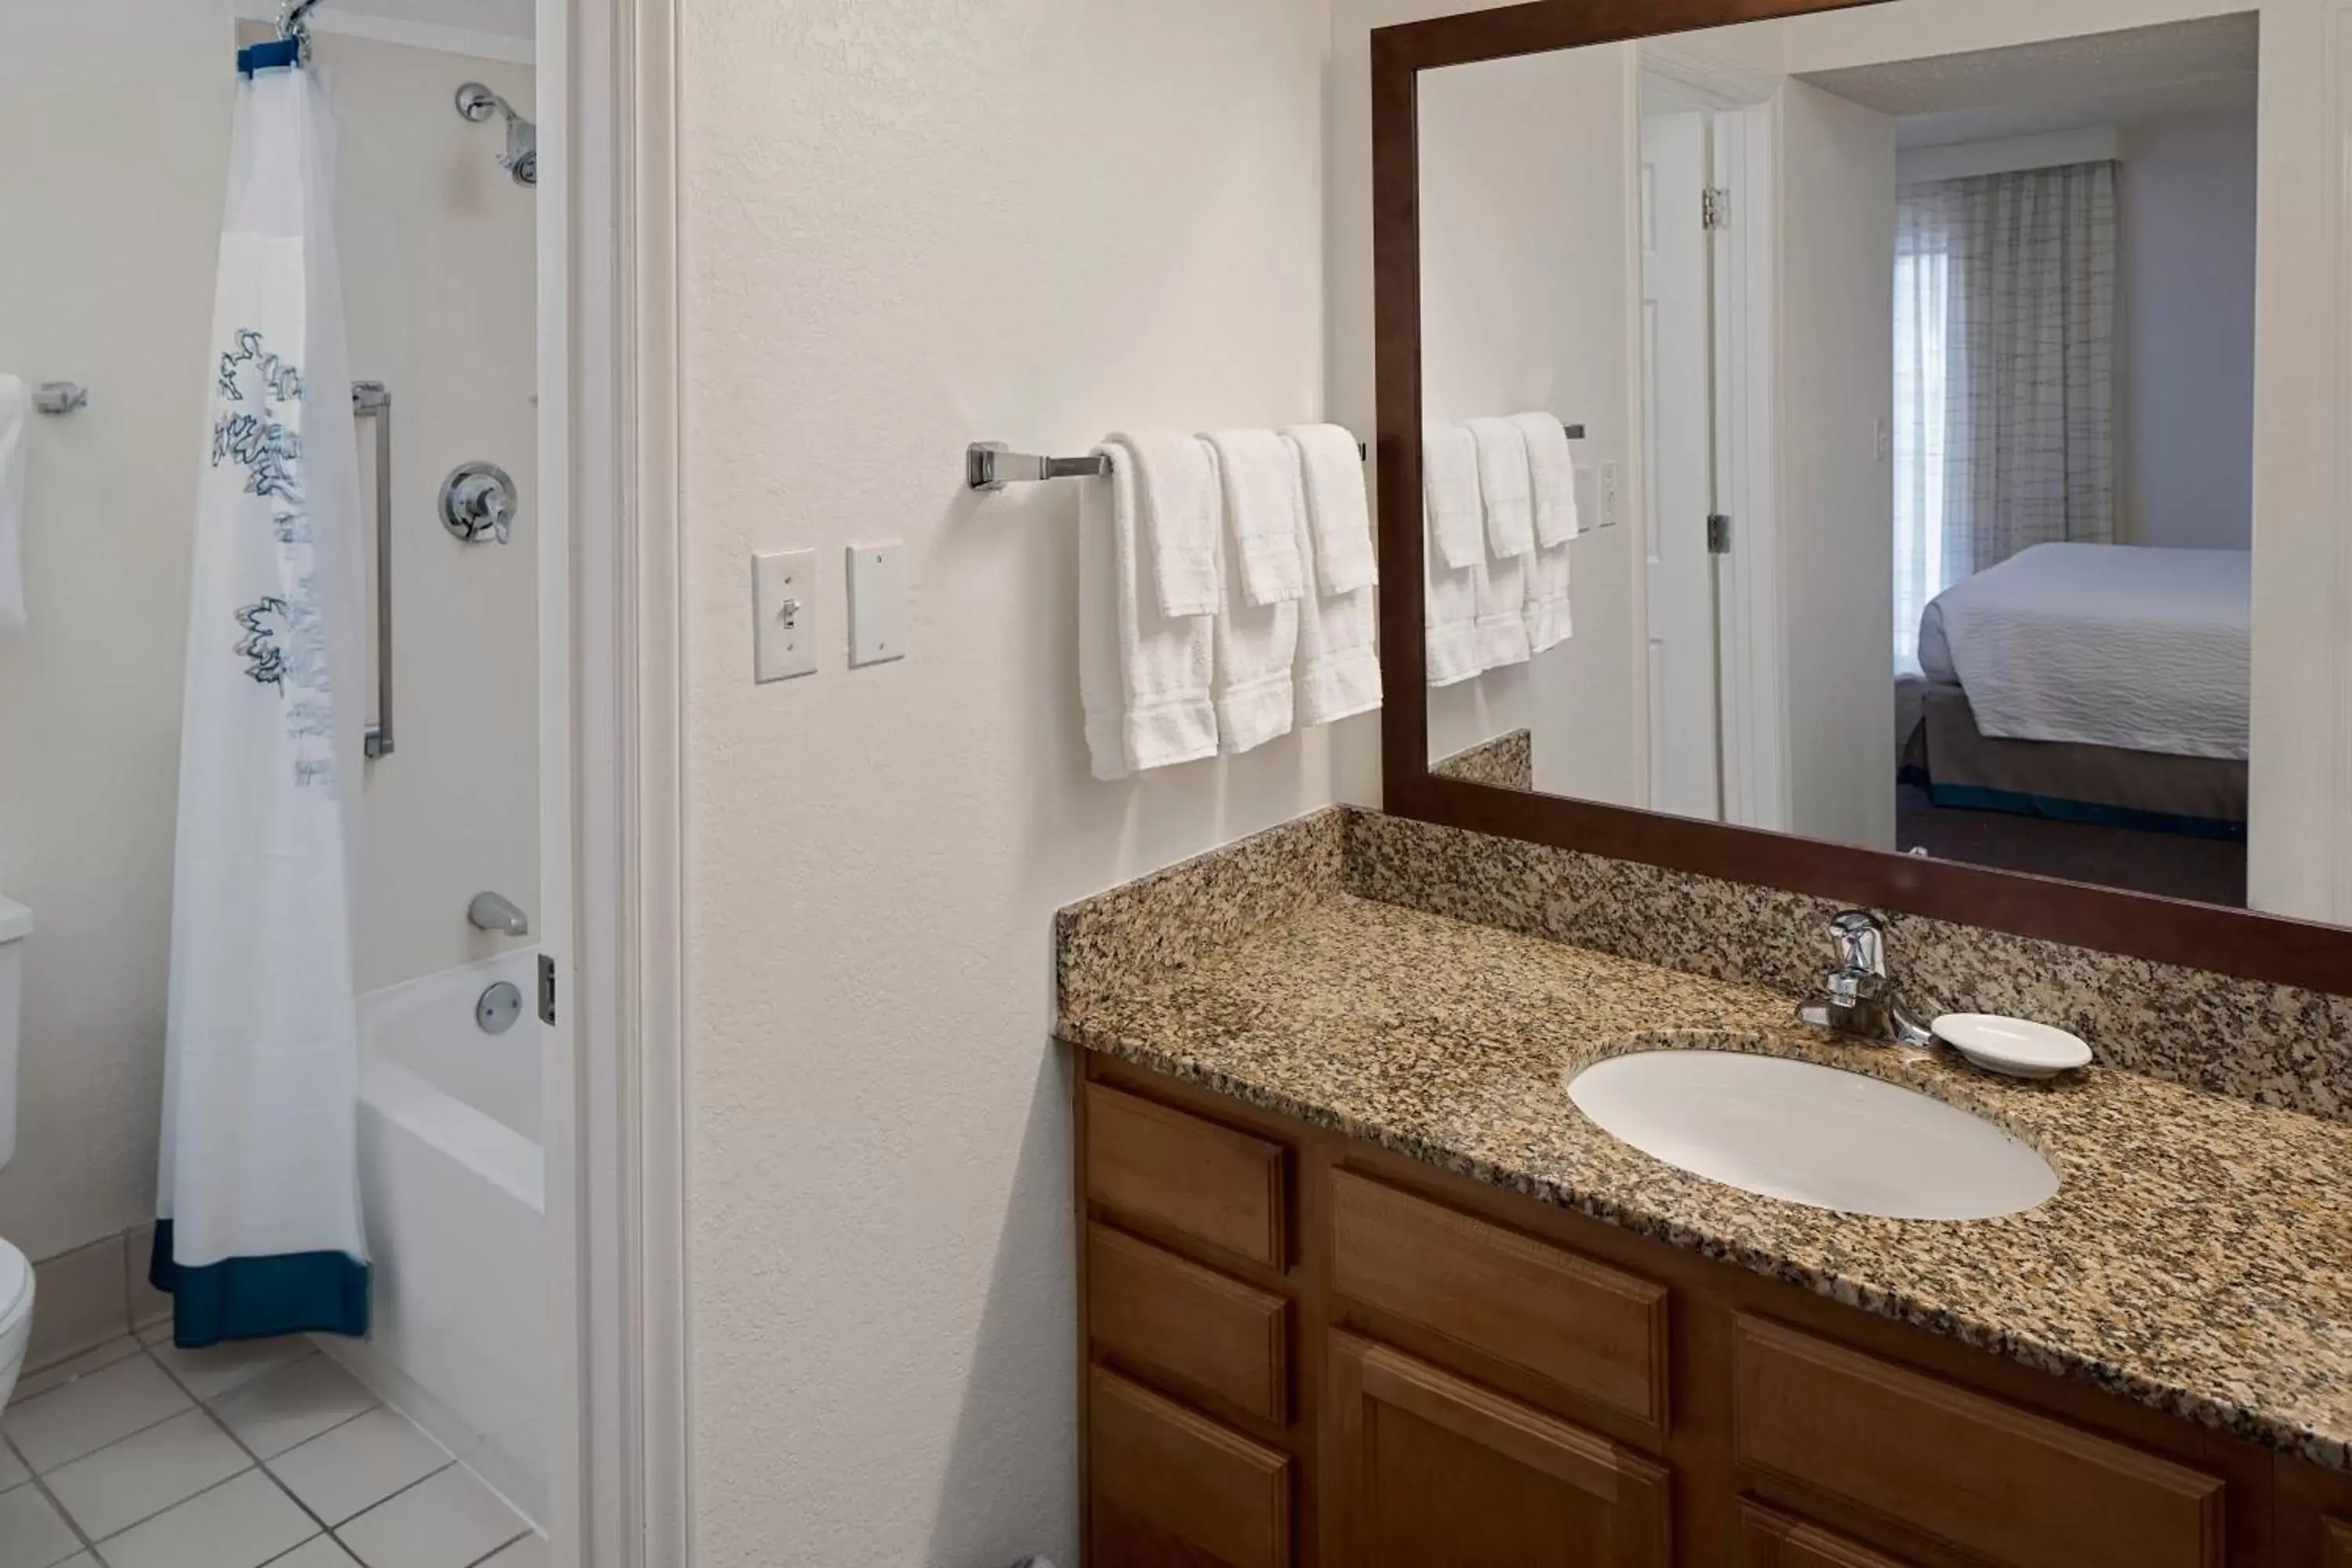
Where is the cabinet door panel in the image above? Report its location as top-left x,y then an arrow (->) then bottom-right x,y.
1330,1168 -> 1668,1434
2328,1515 -> 2352,1568
1327,1331 -> 1669,1568
1091,1366 -> 1290,1568
1740,1499 -> 1918,1568
1734,1316 -> 2223,1568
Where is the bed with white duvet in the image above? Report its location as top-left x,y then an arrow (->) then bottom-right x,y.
1906,543 -> 2251,836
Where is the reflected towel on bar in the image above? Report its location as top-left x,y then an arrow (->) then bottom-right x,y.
1290,458 -> 1381,726
1511,412 -> 1582,547
1423,420 -> 1483,572
1425,499 -> 1479,688
1525,541 -> 1573,653
1465,416 -> 1536,559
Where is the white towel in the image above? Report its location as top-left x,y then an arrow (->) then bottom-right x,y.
1465,417 -> 1536,559
1425,499 -> 1479,688
1280,423 -> 1377,595
1079,442 -> 1218,779
1422,421 -> 1483,572
1525,543 -> 1573,653
1475,552 -> 1532,671
0,376 -> 25,633
1207,445 -> 1300,752
1290,461 -> 1381,727
1105,430 -> 1221,619
1200,428 -> 1307,607
1511,412 -> 1581,547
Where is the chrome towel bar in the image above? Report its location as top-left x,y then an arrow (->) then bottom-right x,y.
354,380 -> 394,760
966,423 -> 1584,492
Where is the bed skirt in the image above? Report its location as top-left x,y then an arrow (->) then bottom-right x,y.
1899,680 -> 2246,841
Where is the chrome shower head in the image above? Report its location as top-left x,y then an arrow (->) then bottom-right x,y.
456,81 -> 537,189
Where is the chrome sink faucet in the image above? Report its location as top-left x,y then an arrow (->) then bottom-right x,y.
1797,911 -> 1935,1047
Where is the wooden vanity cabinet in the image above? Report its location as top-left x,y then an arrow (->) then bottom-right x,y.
1077,1055 -> 2333,1567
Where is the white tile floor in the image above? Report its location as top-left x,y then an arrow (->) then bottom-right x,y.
0,1334 -> 541,1568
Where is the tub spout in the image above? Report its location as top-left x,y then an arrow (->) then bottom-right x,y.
468,891 -> 531,938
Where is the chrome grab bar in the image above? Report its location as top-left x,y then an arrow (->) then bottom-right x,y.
353,380 -> 394,760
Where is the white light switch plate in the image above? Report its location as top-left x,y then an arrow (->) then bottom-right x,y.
753,549 -> 818,683
847,541 -> 906,667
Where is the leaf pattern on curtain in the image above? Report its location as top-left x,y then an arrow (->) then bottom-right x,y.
1893,160 -> 2119,669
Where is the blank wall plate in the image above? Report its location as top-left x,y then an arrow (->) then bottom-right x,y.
848,541 -> 906,667
753,548 -> 818,683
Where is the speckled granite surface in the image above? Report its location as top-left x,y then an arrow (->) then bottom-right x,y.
1054,808 -> 2352,1472
1431,729 -> 1533,790
1349,811 -> 2352,1121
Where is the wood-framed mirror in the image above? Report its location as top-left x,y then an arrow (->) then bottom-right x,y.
1371,0 -> 2352,992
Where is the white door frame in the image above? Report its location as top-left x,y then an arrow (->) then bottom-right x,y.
1639,45 -> 1789,833
541,0 -> 691,1563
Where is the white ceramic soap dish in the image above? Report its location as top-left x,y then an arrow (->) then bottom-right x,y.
1933,1014 -> 2093,1080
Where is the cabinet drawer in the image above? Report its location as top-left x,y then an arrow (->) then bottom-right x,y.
1090,1365 -> 1291,1568
1329,1168 -> 1668,1433
1740,1499 -> 1917,1567
1089,1222 -> 1290,1424
1085,1083 -> 1289,1269
1733,1316 -> 2224,1568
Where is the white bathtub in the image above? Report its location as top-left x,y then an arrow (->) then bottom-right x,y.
317,951 -> 546,1526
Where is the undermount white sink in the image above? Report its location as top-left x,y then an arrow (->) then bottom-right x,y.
1567,1048 -> 2057,1221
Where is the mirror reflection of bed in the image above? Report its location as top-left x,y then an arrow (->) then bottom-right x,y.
1900,544 -> 2249,907
1418,5 -> 2281,916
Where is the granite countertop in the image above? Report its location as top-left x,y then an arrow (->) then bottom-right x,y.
1058,887 -> 2352,1472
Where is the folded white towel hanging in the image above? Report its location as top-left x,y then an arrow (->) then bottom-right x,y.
1464,417 -> 1536,559
1510,411 -> 1582,548
1080,440 -> 1218,779
1290,461 -> 1381,727
1105,430 -> 1221,619
1525,542 -> 1573,653
1475,551 -> 1532,672
1207,444 -> 1300,753
1422,421 -> 1483,572
0,376 -> 25,633
1280,423 -> 1377,596
1200,428 -> 1308,608
1425,499 -> 1479,688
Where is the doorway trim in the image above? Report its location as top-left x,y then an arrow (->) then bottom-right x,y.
544,0 -> 691,1563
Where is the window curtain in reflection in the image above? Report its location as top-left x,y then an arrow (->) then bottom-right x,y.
1892,161 -> 2118,670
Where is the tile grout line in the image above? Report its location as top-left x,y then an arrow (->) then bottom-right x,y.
153,1345 -> 361,1551
321,1454 -> 462,1557
456,1530 -> 534,1568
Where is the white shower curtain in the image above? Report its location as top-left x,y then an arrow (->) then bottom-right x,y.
154,45 -> 370,1345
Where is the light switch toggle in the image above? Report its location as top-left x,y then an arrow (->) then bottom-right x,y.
753,549 -> 818,683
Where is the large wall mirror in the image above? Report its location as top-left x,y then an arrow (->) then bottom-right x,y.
1373,0 -> 2352,989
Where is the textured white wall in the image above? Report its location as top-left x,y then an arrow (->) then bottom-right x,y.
2118,108 -> 2259,550
674,2 -> 1356,1563
0,9 -> 539,1261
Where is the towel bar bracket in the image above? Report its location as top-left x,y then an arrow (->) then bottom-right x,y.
967,442 -> 1110,492
32,382 -> 88,416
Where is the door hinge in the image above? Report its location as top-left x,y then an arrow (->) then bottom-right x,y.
538,953 -> 557,1026
1702,187 -> 1731,230
1707,514 -> 1733,554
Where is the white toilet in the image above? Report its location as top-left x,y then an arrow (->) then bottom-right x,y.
0,896 -> 33,1407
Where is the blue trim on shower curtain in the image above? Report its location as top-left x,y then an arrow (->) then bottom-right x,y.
148,1221 -> 368,1348
237,38 -> 302,76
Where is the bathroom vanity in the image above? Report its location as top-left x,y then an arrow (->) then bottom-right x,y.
1056,809 -> 2352,1567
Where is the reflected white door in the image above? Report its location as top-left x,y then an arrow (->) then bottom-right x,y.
1641,109 -> 1722,820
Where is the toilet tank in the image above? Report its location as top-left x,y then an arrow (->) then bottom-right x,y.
0,898 -> 26,1171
